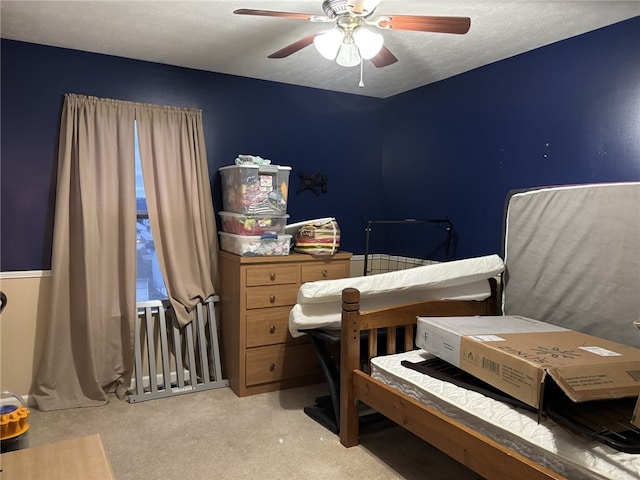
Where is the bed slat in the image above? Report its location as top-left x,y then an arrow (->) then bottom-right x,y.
368,328 -> 377,361
386,326 -> 396,355
404,325 -> 414,351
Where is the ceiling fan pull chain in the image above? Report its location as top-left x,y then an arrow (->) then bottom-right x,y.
359,59 -> 365,87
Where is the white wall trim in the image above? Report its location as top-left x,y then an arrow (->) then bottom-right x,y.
0,270 -> 52,280
0,261 -> 367,280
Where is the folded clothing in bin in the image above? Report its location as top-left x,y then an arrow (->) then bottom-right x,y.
219,232 -> 292,256
219,164 -> 291,215
219,211 -> 289,236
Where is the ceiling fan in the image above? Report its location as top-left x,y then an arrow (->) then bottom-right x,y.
234,0 -> 471,85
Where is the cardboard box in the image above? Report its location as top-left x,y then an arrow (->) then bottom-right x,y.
416,315 -> 640,409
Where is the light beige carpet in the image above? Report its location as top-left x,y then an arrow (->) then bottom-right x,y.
25,383 -> 481,480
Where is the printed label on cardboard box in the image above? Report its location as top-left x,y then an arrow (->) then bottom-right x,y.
460,336 -> 544,406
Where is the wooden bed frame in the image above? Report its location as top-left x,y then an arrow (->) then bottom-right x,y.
338,279 -> 567,480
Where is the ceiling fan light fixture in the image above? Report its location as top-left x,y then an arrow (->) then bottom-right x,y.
335,37 -> 360,67
353,27 -> 384,59
313,28 -> 343,60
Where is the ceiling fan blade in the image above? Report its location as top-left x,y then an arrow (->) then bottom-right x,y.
233,9 -> 325,22
375,15 -> 471,34
370,45 -> 398,68
268,34 -> 317,59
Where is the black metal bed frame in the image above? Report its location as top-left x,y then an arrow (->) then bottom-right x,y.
363,218 -> 454,275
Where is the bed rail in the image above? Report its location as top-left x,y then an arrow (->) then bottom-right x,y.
129,296 -> 228,403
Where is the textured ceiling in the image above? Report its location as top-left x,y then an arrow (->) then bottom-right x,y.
1,1 -> 638,98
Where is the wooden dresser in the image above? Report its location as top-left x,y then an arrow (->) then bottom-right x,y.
219,250 -> 352,396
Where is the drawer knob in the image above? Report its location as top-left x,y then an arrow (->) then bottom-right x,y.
269,363 -> 276,372
269,325 -> 276,334
270,272 -> 276,281
269,295 -> 276,304
322,269 -> 328,278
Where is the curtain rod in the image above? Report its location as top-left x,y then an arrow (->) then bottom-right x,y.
64,93 -> 202,114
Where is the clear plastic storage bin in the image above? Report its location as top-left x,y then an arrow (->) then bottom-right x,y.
219,232 -> 292,256
219,164 -> 291,215
219,211 -> 289,236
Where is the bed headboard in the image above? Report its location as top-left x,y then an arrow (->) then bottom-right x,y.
501,182 -> 640,348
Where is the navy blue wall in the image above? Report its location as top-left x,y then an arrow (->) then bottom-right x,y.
382,17 -> 640,258
2,16 -> 639,271
1,40 -> 385,271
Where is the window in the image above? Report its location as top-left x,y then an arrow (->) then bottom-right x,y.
135,122 -> 167,302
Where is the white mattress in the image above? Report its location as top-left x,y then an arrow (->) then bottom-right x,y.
289,254 -> 504,338
298,254 -> 504,304
371,350 -> 640,480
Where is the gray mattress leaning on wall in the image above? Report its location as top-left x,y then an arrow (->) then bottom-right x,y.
501,182 -> 640,348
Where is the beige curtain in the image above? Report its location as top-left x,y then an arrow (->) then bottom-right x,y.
33,95 -> 137,410
136,105 -> 218,326
33,95 -> 218,410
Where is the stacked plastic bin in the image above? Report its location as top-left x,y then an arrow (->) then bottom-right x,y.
218,164 -> 292,256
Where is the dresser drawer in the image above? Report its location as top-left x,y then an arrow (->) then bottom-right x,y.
245,343 -> 319,386
245,264 -> 299,287
246,306 -> 294,347
301,262 -> 349,283
245,284 -> 299,309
